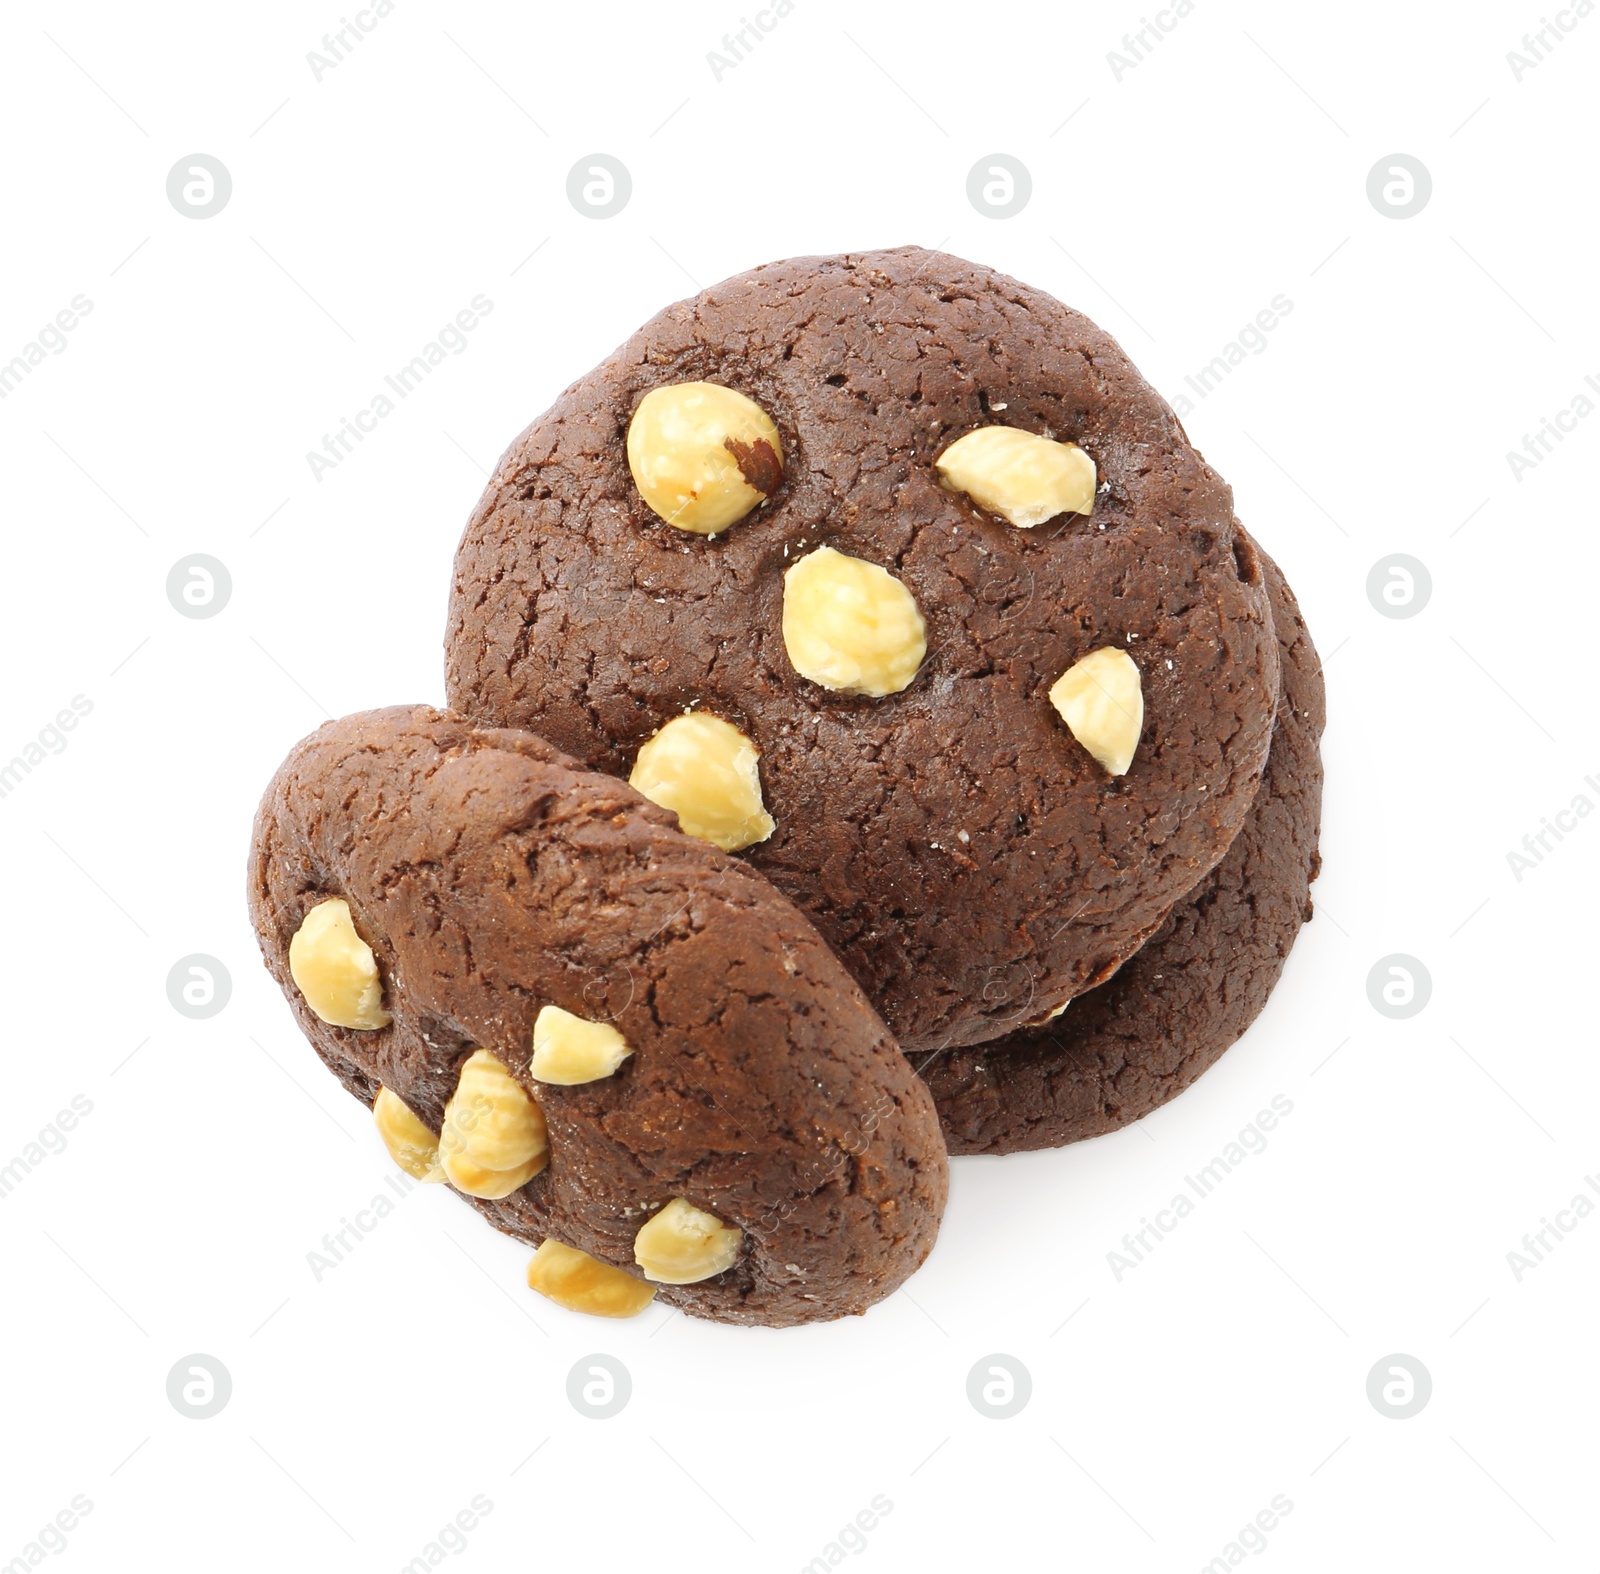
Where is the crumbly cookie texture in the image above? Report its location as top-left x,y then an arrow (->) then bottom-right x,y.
247,705 -> 947,1327
446,246 -> 1280,1053
924,546 -> 1325,1153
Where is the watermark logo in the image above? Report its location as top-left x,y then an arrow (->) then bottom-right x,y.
567,1354 -> 631,1418
307,1169 -> 426,1280
966,1354 -> 1031,1418
1365,554 -> 1431,619
4,1498 -> 94,1567
400,1496 -> 495,1572
167,1354 -> 232,1419
307,0 -> 398,82
966,155 -> 1031,219
1506,773 -> 1600,880
0,695 -> 94,802
1506,1176 -> 1600,1280
1107,1096 -> 1294,1280
1106,0 -> 1198,80
580,959 -> 635,1022
0,295 -> 95,402
1171,294 -> 1294,416
1366,955 -> 1430,1019
706,1 -> 798,81
800,1496 -> 893,1570
1366,1354 -> 1430,1419
306,296 -> 495,481
1366,155 -> 1431,219
1199,1496 -> 1295,1570
566,156 -> 631,220
0,1095 -> 94,1202
1507,6 -> 1594,81
1506,373 -> 1600,482
166,155 -> 232,220
166,555 -> 232,619
167,955 -> 232,1019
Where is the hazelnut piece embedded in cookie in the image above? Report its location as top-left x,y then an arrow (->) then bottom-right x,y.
248,705 -> 950,1325
628,712 -> 775,852
445,250 -> 1285,1053
439,1049 -> 549,1199
372,1087 -> 445,1182
530,1005 -> 632,1085
633,1197 -> 743,1284
527,1240 -> 658,1318
1049,647 -> 1144,776
782,546 -> 927,697
921,545 -> 1325,1157
626,382 -> 783,533
936,426 -> 1097,527
288,898 -> 391,1030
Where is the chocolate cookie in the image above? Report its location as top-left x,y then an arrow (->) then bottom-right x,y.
446,246 -> 1280,1053
246,706 -> 947,1327
921,546 -> 1324,1154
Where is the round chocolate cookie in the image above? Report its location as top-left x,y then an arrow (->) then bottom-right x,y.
446,247 -> 1280,1053
921,547 -> 1324,1154
247,706 -> 947,1327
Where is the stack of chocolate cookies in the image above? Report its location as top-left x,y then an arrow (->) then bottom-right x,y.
249,248 -> 1323,1328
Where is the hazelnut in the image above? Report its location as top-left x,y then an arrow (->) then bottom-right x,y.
1049,647 -> 1144,775
936,425 -> 1097,527
439,1049 -> 548,1199
372,1087 -> 445,1182
626,381 -> 783,534
782,545 -> 927,696
628,712 -> 775,852
530,1005 -> 632,1085
526,1240 -> 657,1318
633,1197 -> 743,1284
287,897 -> 391,1030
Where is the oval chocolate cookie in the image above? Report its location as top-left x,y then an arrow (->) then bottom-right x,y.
246,706 -> 947,1327
921,546 -> 1324,1153
446,246 -> 1280,1052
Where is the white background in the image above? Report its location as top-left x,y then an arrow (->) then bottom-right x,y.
2,0 -> 1596,1569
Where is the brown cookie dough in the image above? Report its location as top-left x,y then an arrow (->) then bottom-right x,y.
921,546 -> 1324,1154
446,246 -> 1280,1053
246,706 -> 947,1327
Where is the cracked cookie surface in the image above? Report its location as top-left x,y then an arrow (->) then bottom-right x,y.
247,706 -> 947,1326
921,547 -> 1324,1153
446,246 -> 1280,1052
